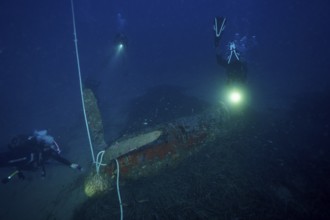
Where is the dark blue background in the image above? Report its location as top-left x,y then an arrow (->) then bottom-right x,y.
0,0 -> 329,148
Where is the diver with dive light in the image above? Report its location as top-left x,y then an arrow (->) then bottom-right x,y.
114,33 -> 128,49
114,12 -> 128,50
214,16 -> 251,105
214,16 -> 247,86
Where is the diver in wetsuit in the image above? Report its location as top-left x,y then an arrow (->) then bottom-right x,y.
0,130 -> 82,184
114,12 -> 128,49
214,16 -> 247,86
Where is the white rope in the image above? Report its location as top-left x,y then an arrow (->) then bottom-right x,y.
70,5 -> 123,220
95,150 -> 106,174
70,0 -> 95,163
115,159 -> 124,220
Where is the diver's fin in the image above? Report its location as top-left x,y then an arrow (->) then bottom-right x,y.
214,16 -> 226,47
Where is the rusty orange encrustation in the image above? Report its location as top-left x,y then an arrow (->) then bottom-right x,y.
103,107 -> 228,180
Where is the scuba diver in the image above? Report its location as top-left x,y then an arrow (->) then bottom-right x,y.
114,12 -> 128,49
0,130 -> 82,184
114,33 -> 128,49
213,16 -> 247,86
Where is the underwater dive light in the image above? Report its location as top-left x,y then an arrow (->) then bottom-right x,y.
228,89 -> 242,104
116,43 -> 124,54
118,43 -> 124,50
220,85 -> 247,107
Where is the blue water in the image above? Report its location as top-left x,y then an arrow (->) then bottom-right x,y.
0,0 -> 329,219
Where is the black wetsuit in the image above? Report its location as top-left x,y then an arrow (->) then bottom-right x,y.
216,53 -> 247,85
0,136 -> 72,177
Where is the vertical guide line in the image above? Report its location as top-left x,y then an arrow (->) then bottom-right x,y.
70,0 -> 95,163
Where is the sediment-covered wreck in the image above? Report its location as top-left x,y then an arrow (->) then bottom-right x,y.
83,88 -> 231,196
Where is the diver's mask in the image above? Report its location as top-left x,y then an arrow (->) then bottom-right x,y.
227,42 -> 240,64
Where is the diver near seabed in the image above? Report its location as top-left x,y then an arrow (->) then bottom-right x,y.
0,130 -> 83,184
214,16 -> 247,86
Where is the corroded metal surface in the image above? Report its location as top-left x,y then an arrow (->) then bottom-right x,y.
83,88 -> 107,148
104,106 -> 229,180
104,130 -> 163,162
